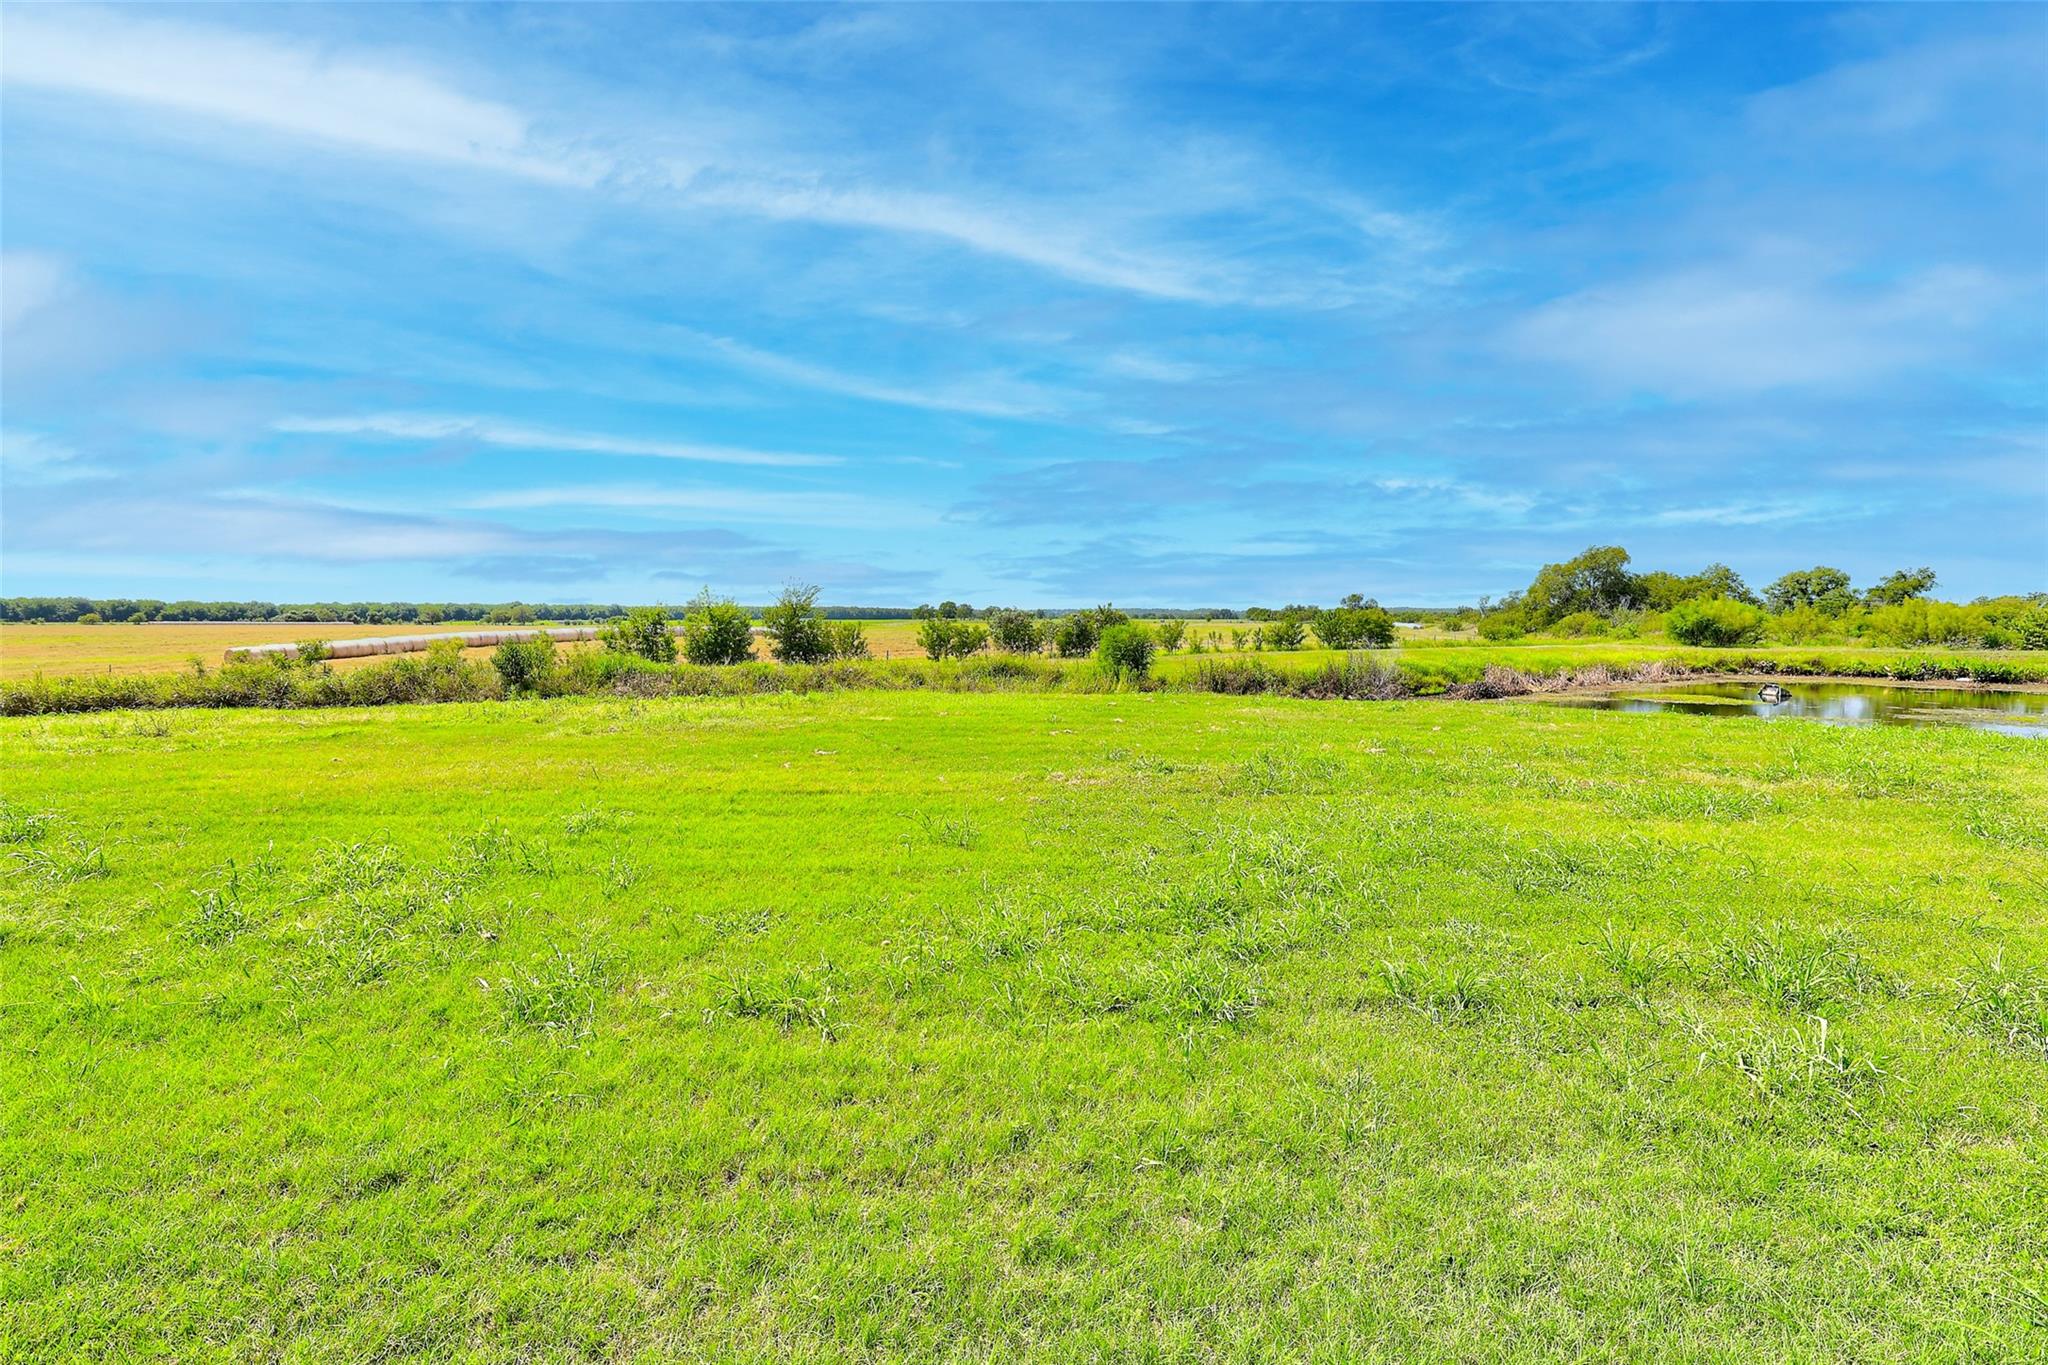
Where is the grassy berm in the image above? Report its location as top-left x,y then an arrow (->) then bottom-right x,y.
3,692 -> 2045,1361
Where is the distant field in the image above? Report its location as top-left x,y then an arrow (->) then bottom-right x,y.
4,690 -> 2043,1358
8,618 -> 2044,687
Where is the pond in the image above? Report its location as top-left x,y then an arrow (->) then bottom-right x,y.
1538,680 -> 2048,738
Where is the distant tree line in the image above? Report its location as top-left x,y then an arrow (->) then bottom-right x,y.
0,597 -> 643,626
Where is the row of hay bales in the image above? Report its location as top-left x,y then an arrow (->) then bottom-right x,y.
224,627 -> 600,663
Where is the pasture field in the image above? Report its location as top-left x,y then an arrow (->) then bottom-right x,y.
3,690 -> 2045,1361
0,620 -> 516,679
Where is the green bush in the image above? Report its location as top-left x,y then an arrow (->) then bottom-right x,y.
492,634 -> 556,693
826,620 -> 870,660
1095,623 -> 1156,679
1260,616 -> 1307,651
762,584 -> 833,664
681,594 -> 756,665
1052,614 -> 1100,658
918,617 -> 988,660
1154,619 -> 1187,652
988,609 -> 1044,654
76,612 -> 103,625
1311,606 -> 1394,649
1665,597 -> 1768,647
600,606 -> 677,663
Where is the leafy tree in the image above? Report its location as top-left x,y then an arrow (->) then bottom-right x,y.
1095,623 -> 1155,679
988,609 -> 1044,654
681,592 -> 755,665
1261,616 -> 1307,650
599,606 -> 677,663
1525,546 -> 1640,624
762,584 -> 834,664
1764,566 -> 1854,615
1153,619 -> 1186,652
1312,606 -> 1395,649
76,612 -> 103,625
1864,566 -> 1937,607
1090,603 -> 1130,630
917,617 -> 987,659
1052,614 -> 1100,657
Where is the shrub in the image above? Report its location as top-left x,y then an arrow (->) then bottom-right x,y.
1091,604 -> 1130,630
1665,596 -> 1768,647
600,605 -> 677,663
492,634 -> 556,693
918,617 -> 987,660
76,612 -> 103,625
1311,606 -> 1394,649
1261,616 -> 1307,651
1547,611 -> 1608,638
295,639 -> 333,665
762,584 -> 833,664
681,594 -> 755,665
988,609 -> 1044,654
826,620 -> 870,660
1052,614 -> 1100,658
1478,611 -> 1527,641
1095,623 -> 1155,679
1154,619 -> 1187,652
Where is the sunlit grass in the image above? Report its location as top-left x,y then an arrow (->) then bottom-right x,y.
3,691 -> 2044,1359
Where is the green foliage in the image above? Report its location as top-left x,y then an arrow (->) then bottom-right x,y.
1094,622 -> 1156,678
75,612 -> 103,625
1051,614 -> 1100,657
1525,545 -> 1640,624
987,609 -> 1044,654
491,634 -> 556,694
1090,603 -> 1130,631
1766,566 -> 1855,615
1864,566 -> 1938,607
761,583 -> 833,664
917,617 -> 989,660
599,605 -> 677,663
294,639 -> 333,665
1153,619 -> 1187,652
825,620 -> 870,660
1260,615 -> 1307,650
1665,596 -> 1769,647
1310,606 -> 1395,649
681,593 -> 756,666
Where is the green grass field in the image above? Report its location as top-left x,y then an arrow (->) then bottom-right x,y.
4,691 -> 2046,1360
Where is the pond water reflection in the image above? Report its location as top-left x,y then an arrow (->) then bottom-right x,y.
1538,681 -> 2048,738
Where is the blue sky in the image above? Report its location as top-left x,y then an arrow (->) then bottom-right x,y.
2,3 -> 2043,606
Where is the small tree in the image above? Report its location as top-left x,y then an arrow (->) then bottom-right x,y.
1052,614 -> 1100,658
1091,603 -> 1130,630
76,612 -> 103,625
1262,616 -> 1307,650
988,609 -> 1044,654
1765,566 -> 1854,615
1154,619 -> 1186,652
918,617 -> 987,660
600,606 -> 677,663
762,584 -> 833,664
492,634 -> 556,693
1311,606 -> 1394,649
1096,623 -> 1155,679
827,620 -> 870,660
682,592 -> 754,665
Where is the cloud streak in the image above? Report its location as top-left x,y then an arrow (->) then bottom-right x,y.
274,414 -> 842,468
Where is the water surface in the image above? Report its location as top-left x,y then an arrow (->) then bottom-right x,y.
1540,681 -> 2048,738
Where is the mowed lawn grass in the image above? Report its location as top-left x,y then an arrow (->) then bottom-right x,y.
3,692 -> 2045,1361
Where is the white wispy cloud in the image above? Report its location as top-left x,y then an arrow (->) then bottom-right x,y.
686,176 -> 1218,302
684,331 -> 1076,419
1503,260 -> 2006,397
273,413 -> 841,468
0,7 -> 597,184
461,483 -> 935,527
